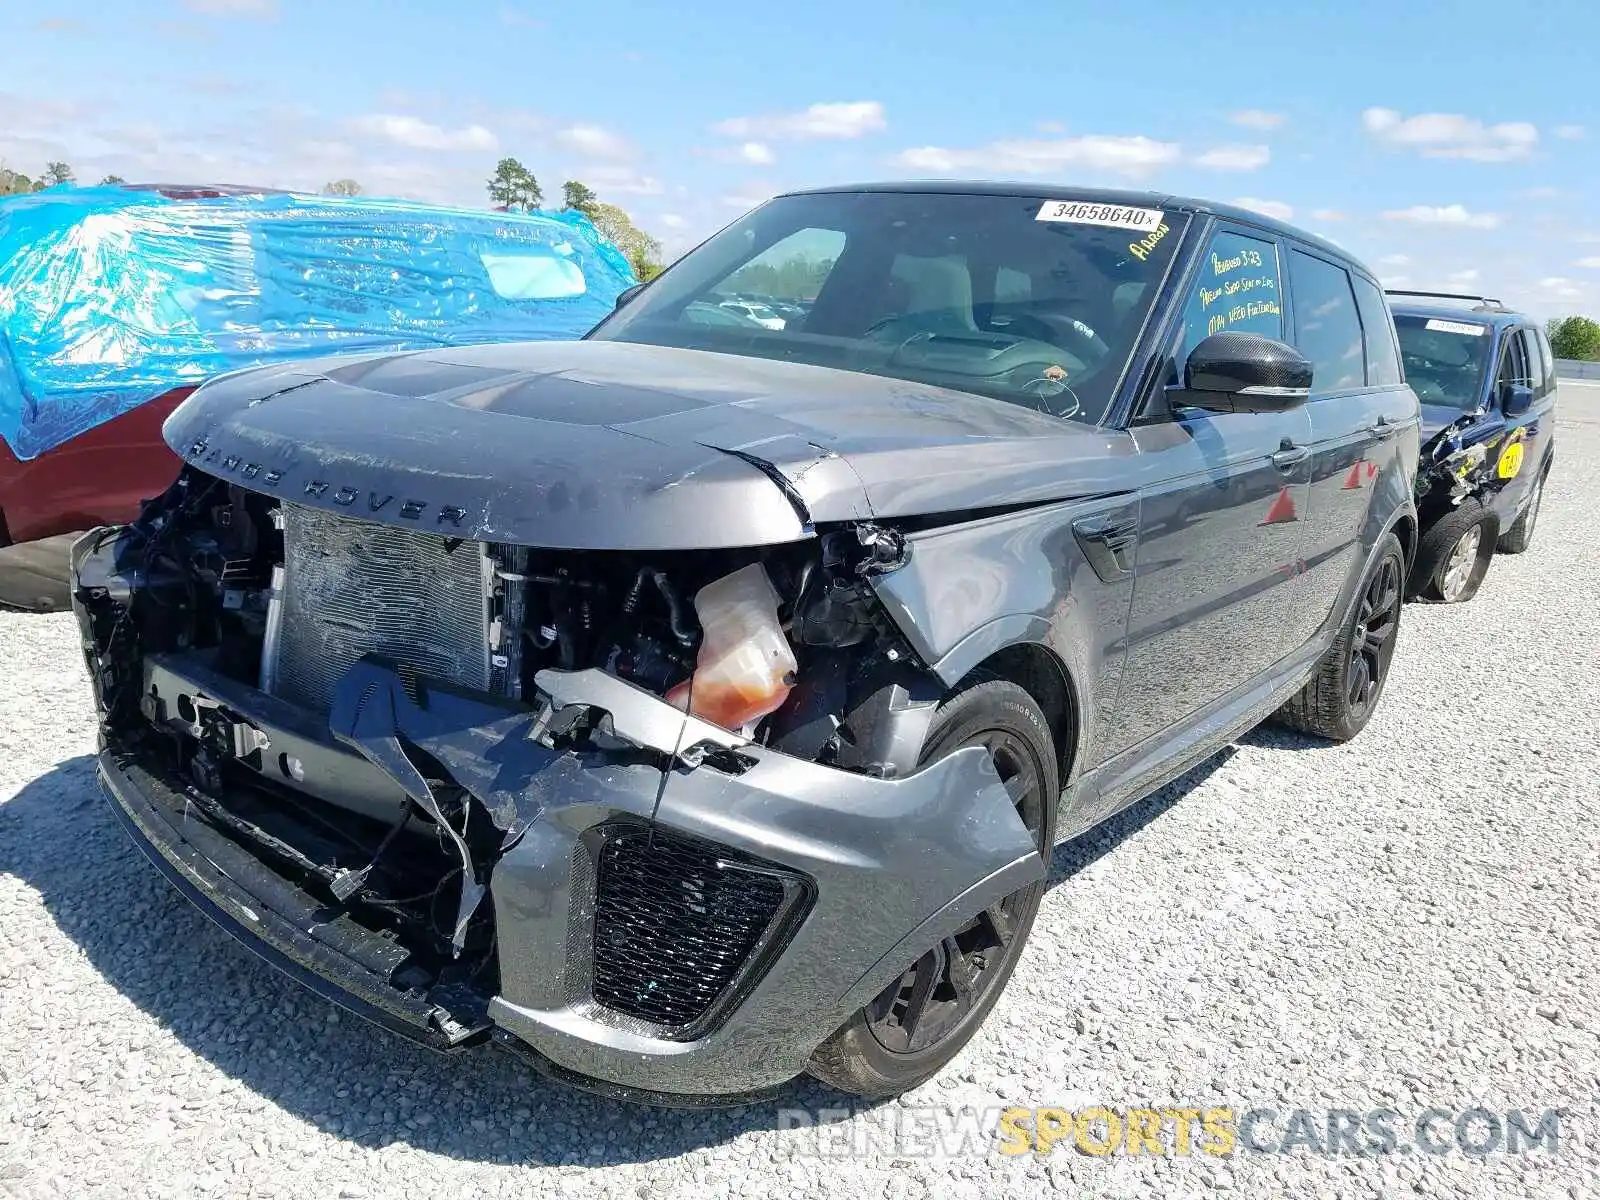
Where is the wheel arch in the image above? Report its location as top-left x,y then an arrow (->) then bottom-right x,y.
1391,510 -> 1417,574
965,639 -> 1082,795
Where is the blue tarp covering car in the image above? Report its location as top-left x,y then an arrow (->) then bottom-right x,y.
0,185 -> 636,461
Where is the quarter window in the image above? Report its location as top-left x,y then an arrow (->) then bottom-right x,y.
1288,250 -> 1365,393
1181,230 -> 1284,355
1351,275 -> 1403,386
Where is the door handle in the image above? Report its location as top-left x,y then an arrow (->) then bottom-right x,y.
1369,417 -> 1398,439
1271,442 -> 1310,470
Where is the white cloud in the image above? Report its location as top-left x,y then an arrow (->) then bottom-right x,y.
498,5 -> 541,26
1229,109 -> 1287,131
1380,204 -> 1501,230
1195,144 -> 1270,171
184,0 -> 277,14
581,164 -> 662,195
1534,276 -> 1585,301
1447,268 -> 1480,284
346,114 -> 497,153
722,185 -> 778,210
737,141 -> 775,165
1310,208 -> 1345,222
1576,256 -> 1600,269
893,134 -> 1180,178
714,101 -> 885,141
658,213 -> 687,229
1231,197 -> 1293,221
1555,124 -> 1586,140
555,124 -> 632,160
1362,107 -> 1538,162
1379,254 -> 1411,266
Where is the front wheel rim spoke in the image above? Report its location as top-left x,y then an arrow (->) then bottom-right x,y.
898,948 -> 943,1044
1348,655 -> 1370,705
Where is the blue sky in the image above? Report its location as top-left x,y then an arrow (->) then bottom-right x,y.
3,0 -> 1597,315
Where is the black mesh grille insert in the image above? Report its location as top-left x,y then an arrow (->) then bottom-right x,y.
591,828 -> 791,1031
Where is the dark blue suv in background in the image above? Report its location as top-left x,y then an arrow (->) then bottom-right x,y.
1388,292 -> 1558,603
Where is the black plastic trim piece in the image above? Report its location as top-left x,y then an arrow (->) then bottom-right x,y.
97,745 -> 491,1052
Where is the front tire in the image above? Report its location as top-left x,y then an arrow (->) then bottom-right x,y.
806,675 -> 1057,1099
1408,500 -> 1498,604
1497,467 -> 1546,555
1275,532 -> 1405,742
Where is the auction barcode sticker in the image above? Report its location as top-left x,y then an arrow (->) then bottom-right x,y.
1425,318 -> 1488,337
1035,201 -> 1165,232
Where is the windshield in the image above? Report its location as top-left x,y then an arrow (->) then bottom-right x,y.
589,191 -> 1188,425
1394,314 -> 1494,410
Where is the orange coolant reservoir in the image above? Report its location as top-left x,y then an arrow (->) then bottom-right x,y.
665,563 -> 798,731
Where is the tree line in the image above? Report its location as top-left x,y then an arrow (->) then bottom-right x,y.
1548,316 -> 1600,362
485,157 -> 663,280
0,162 -> 124,194
1,157 -> 664,282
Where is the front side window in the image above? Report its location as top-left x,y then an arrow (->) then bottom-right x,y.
1288,250 -> 1365,393
1495,328 -> 1533,405
1179,229 -> 1284,355
1394,315 -> 1494,410
591,191 -> 1188,425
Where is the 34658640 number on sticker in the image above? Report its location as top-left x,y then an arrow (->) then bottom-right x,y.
1035,202 -> 1165,232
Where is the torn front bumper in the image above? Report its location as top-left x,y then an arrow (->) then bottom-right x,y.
93,653 -> 1044,1101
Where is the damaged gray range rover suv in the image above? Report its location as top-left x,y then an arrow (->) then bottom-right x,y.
71,183 -> 1420,1104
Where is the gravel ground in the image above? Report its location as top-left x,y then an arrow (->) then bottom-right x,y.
2,393 -> 1597,1200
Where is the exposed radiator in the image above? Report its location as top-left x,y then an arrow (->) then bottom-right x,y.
268,503 -> 493,715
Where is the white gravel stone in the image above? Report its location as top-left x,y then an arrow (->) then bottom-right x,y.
1,397 -> 1597,1198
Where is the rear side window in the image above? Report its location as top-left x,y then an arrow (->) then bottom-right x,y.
1535,327 -> 1556,393
1180,229 -> 1284,355
1520,328 -> 1551,397
1350,275 -> 1403,385
1288,250 -> 1365,393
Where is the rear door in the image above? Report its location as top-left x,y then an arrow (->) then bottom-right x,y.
1286,250 -> 1406,646
1099,222 -> 1314,758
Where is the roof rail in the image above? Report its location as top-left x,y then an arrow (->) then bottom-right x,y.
1384,288 -> 1510,313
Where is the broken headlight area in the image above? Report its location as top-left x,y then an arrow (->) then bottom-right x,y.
1416,414 -> 1509,511
74,466 -> 932,1041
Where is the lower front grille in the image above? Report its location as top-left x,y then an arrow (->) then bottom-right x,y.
590,827 -> 803,1035
271,503 -> 492,714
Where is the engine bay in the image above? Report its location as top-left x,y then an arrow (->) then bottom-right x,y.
72,465 -> 936,1022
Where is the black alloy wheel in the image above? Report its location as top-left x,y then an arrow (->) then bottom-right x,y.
1274,531 -> 1406,743
865,728 -> 1043,1055
1345,552 -> 1402,724
806,676 -> 1057,1098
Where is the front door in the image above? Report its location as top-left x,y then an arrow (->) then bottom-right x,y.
1097,223 -> 1313,758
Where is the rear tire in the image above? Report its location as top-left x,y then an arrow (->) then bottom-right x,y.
806,674 -> 1057,1099
1275,532 -> 1404,742
1408,500 -> 1498,604
1497,467 -> 1546,555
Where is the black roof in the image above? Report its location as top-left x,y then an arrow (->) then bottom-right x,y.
780,180 -> 1358,272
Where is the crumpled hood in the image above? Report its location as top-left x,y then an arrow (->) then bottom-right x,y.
165,340 -> 1134,549
1420,402 -> 1473,443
